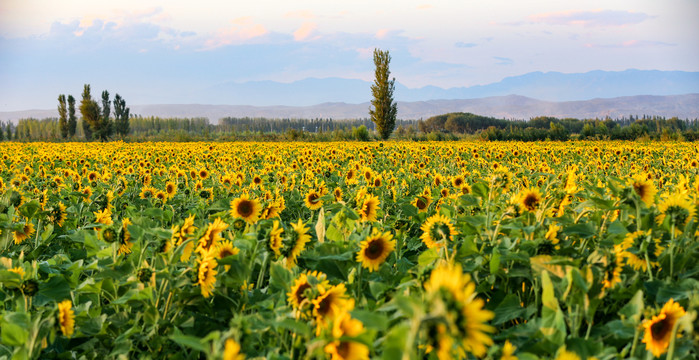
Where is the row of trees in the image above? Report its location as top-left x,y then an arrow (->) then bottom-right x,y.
55,85 -> 130,141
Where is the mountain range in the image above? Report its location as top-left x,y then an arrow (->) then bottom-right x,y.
1,70 -> 698,122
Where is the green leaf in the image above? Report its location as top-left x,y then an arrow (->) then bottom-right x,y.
490,248 -> 501,274
563,223 -> 596,238
276,318 -> 311,337
381,323 -> 410,360
0,270 -> 22,289
1,312 -> 30,347
540,271 -> 566,345
269,263 -> 292,290
170,334 -> 207,353
619,290 -> 644,323
351,310 -> 389,332
35,276 -> 72,306
493,294 -> 526,325
417,248 -> 438,270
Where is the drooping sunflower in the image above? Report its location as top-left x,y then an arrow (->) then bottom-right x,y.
284,219 -> 311,269
268,220 -> 284,257
196,218 -> 229,255
13,221 -> 35,245
629,174 -> 657,206
323,311 -> 370,360
57,299 -> 75,337
517,188 -> 543,212
656,193 -> 695,227
642,298 -> 686,357
601,251 -> 623,290
333,187 -> 343,202
312,283 -> 354,333
420,214 -> 458,249
356,230 -> 395,272
197,253 -> 218,298
230,194 -> 262,224
304,189 -> 324,210
358,194 -> 380,222
424,262 -> 494,358
93,208 -> 113,226
139,186 -> 156,200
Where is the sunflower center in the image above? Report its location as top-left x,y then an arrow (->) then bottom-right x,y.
295,283 -> 311,303
308,193 -> 319,204
455,179 -> 463,186
316,293 -> 334,316
365,239 -> 385,260
336,341 -> 352,358
523,193 -> 540,210
416,198 -> 427,210
220,248 -> 235,258
633,183 -> 647,198
238,201 -> 253,217
650,317 -> 671,339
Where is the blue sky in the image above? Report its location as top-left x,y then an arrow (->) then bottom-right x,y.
1,0 -> 697,111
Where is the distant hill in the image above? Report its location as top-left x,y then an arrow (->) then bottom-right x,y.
200,69 -> 699,105
2,94 -> 697,123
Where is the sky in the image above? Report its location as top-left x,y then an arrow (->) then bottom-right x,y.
1,0 -> 698,111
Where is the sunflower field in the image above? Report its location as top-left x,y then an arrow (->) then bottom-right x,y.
0,141 -> 697,360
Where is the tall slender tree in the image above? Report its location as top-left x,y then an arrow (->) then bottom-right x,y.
369,48 -> 397,140
80,84 -> 100,141
98,90 -> 113,140
113,94 -> 130,137
0,122 -> 5,141
58,94 -> 69,138
6,122 -> 12,141
67,95 -> 77,138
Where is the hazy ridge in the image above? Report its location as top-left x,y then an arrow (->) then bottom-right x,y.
2,94 -> 698,124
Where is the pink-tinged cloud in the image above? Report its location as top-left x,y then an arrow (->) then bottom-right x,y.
417,4 -> 433,10
356,47 -> 374,59
293,22 -> 317,41
585,40 -> 675,48
375,29 -> 390,39
201,17 -> 267,50
528,10 -> 651,27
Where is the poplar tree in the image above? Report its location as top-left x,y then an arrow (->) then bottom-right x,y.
80,84 -> 100,141
113,94 -> 130,137
58,94 -> 69,138
95,90 -> 113,141
369,48 -> 397,140
67,95 -> 77,137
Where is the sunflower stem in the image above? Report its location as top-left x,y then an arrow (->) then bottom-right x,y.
644,252 -> 654,281
356,263 -> 363,304
256,252 -> 269,289
666,317 -> 681,360
629,324 -> 640,358
669,225 -> 675,279
33,219 -> 41,248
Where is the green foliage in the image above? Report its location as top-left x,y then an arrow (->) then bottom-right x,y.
79,84 -> 99,141
370,49 -> 397,140
57,95 -> 68,139
352,125 -> 370,141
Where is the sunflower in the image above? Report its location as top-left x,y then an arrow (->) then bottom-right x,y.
601,251 -> 623,290
420,214 -> 458,249
287,270 -> 328,311
57,299 -> 75,337
268,220 -> 284,257
323,311 -> 369,360
165,181 -> 177,198
199,168 -> 209,180
333,187 -> 343,202
93,208 -> 113,226
196,218 -> 229,255
230,194 -> 262,224
356,230 -> 395,272
139,186 -> 155,200
358,194 -> 380,222
223,338 -> 245,360
312,283 -> 354,333
284,219 -> 311,269
501,340 -> 517,360
304,189 -> 324,210
629,174 -> 657,206
452,175 -> 465,188
554,347 -> 581,360
656,193 -> 695,227
118,218 -> 133,255
642,298 -> 686,357
214,239 -> 240,259
616,230 -> 663,271
424,262 -> 494,358
13,222 -> 35,245
197,254 -> 218,298
412,195 -> 432,213
517,188 -> 542,212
